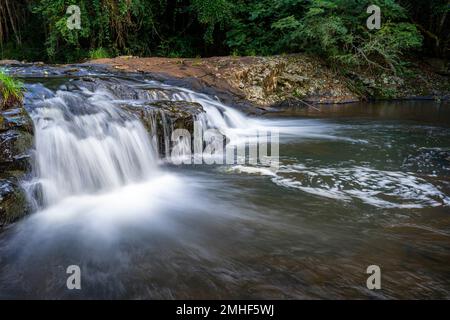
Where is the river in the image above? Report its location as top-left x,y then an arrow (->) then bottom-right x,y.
0,70 -> 449,299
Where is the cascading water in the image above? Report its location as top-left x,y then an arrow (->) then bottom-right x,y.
143,80 -> 250,130
27,88 -> 159,207
22,76 -> 255,219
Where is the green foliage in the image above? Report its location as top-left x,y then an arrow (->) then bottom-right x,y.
0,0 -> 441,66
226,0 -> 308,56
31,0 -> 90,60
89,47 -> 110,60
399,0 -> 449,57
24,0 -> 234,62
227,0 -> 423,73
294,0 -> 422,72
31,0 -> 156,61
191,0 -> 232,43
0,70 -> 24,109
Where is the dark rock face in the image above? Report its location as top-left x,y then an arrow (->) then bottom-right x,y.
0,179 -> 30,227
124,100 -> 205,156
0,106 -> 33,228
147,100 -> 204,131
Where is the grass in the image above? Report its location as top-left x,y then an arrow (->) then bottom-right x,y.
0,69 -> 24,109
88,47 -> 111,60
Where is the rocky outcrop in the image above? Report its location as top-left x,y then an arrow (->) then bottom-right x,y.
124,100 -> 205,156
146,100 -> 204,131
221,55 -> 358,106
0,106 -> 33,228
0,179 -> 29,227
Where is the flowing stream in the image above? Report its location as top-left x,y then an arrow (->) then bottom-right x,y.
0,70 -> 449,299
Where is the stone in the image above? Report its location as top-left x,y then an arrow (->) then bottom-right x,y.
124,100 -> 205,156
0,179 -> 30,228
0,105 -> 34,228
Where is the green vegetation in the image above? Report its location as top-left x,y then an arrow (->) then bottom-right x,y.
0,1 -> 448,72
0,70 -> 24,109
89,47 -> 110,60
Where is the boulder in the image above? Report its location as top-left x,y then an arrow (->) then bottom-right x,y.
124,100 -> 205,156
0,108 -> 33,172
0,179 -> 30,227
147,100 -> 204,131
0,106 -> 33,228
0,59 -> 22,66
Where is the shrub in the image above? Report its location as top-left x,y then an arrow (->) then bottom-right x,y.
89,47 -> 111,60
0,70 -> 24,109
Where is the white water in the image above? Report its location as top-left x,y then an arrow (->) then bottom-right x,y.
28,89 -> 159,207
22,79 -> 282,236
228,164 -> 450,208
142,81 -> 365,145
24,79 -> 258,223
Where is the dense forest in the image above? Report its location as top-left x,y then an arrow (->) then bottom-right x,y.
0,0 -> 448,70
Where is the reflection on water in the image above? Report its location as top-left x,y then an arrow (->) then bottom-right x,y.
274,100 -> 450,126
1,92 -> 450,299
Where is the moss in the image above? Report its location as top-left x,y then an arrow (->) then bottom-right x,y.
0,115 -> 5,131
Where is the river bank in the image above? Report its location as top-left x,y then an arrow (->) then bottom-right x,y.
2,54 -> 449,112
87,54 -> 450,109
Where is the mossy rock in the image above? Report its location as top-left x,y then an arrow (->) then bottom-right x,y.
0,103 -> 33,228
0,130 -> 33,171
0,107 -> 33,133
0,106 -> 34,172
0,179 -> 30,228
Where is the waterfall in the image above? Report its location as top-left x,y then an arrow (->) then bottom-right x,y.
143,81 -> 250,130
28,88 -> 159,207
24,77 -> 265,209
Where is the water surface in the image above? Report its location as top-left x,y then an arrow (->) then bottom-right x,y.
0,74 -> 449,299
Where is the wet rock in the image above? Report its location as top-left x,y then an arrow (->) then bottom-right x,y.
0,130 -> 33,172
0,59 -> 22,66
124,100 -> 205,156
0,179 -> 30,228
0,107 -> 33,170
0,105 -> 34,228
148,100 -> 204,131
0,107 -> 33,132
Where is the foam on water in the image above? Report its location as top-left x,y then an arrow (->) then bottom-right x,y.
228,164 -> 450,209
